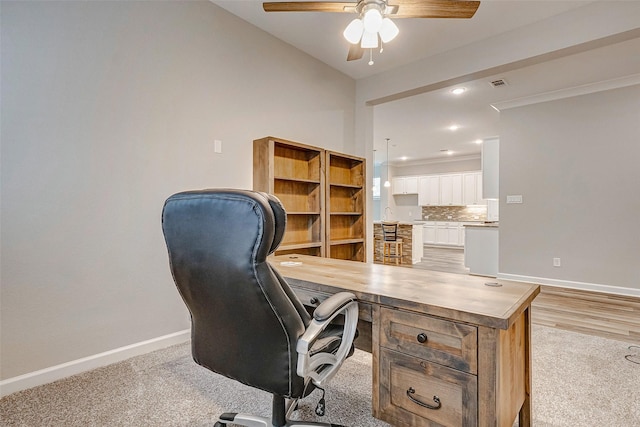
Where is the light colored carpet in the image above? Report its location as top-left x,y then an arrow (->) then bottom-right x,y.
1,325 -> 638,426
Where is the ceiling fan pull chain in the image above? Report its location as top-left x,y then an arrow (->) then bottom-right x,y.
368,48 -> 374,66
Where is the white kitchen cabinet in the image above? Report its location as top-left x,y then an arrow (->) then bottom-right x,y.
418,171 -> 483,206
435,221 -> 460,245
435,224 -> 449,245
425,222 -> 465,247
418,175 -> 440,205
392,176 -> 418,195
463,172 -> 486,205
440,174 -> 463,206
422,222 -> 436,244
446,224 -> 460,245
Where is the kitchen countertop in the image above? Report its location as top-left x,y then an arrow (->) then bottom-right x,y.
373,221 -> 422,226
374,221 -> 493,226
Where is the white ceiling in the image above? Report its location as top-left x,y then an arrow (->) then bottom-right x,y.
213,1 -> 640,163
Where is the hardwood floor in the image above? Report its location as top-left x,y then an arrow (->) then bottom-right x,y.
532,285 -> 640,345
411,246 -> 640,345
412,246 -> 469,275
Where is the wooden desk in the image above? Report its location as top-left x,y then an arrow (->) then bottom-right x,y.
273,255 -> 540,427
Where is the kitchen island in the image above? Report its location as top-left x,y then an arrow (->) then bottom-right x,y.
373,221 -> 423,265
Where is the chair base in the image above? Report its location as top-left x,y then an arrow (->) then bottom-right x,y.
214,414 -> 345,427
214,394 -> 346,427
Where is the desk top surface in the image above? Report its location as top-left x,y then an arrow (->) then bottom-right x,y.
273,255 -> 540,330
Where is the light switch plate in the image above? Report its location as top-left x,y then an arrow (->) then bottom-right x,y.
506,195 -> 523,204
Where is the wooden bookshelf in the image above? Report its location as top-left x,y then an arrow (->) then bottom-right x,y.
326,151 -> 366,262
253,137 -> 325,257
253,138 -> 366,261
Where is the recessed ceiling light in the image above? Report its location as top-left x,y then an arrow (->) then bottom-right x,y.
451,87 -> 466,95
475,139 -> 483,144
400,156 -> 408,161
448,124 -> 460,131
440,149 -> 454,155
447,150 -> 454,155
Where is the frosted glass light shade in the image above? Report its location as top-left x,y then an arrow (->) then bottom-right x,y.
379,18 -> 399,43
343,18 -> 364,44
361,31 -> 379,49
363,8 -> 383,33
383,180 -> 391,188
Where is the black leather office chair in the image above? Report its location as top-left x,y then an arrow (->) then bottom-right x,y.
162,189 -> 359,427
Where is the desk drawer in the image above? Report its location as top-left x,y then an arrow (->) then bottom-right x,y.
379,348 -> 477,427
292,286 -> 372,322
380,307 -> 477,374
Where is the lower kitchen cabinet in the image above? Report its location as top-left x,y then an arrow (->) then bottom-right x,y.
422,223 -> 436,244
424,222 -> 464,247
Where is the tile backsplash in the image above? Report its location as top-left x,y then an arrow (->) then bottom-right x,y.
422,205 -> 487,221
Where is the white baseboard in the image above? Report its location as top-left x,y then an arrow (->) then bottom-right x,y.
0,329 -> 190,398
497,273 -> 640,298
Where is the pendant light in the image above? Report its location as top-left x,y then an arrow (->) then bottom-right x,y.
383,138 -> 391,188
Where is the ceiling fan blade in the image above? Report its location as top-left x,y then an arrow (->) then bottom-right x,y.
347,44 -> 364,61
389,0 -> 480,19
263,2 -> 356,13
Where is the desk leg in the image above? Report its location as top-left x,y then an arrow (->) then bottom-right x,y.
478,310 -> 530,427
371,304 -> 381,419
477,326 -> 498,427
518,306 -> 533,427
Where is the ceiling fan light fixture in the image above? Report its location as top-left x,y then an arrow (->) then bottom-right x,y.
362,7 -> 383,33
343,18 -> 364,44
361,30 -> 379,49
379,17 -> 399,43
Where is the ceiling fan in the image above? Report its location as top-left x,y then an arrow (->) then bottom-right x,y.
263,1 -> 481,63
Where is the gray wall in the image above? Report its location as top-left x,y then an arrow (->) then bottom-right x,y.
1,1 -> 355,379
499,84 -> 640,291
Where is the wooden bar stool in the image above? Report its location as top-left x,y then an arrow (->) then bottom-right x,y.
381,222 -> 403,265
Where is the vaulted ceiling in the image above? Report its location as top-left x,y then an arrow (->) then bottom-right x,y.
213,1 -> 640,163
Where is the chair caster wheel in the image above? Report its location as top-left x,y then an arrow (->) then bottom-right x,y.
214,422 -> 226,427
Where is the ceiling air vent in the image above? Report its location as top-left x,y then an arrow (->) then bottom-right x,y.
489,78 -> 508,88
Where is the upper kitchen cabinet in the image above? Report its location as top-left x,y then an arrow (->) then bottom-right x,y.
482,138 -> 499,200
392,176 -> 418,195
463,172 -> 486,205
418,175 -> 440,206
440,174 -> 463,206
418,171 -> 484,206
253,137 -> 325,257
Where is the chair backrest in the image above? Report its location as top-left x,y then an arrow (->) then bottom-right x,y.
162,189 -> 310,398
381,221 -> 399,242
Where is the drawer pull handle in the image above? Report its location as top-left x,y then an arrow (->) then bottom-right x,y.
407,387 -> 441,410
416,333 -> 428,343
310,297 -> 319,305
